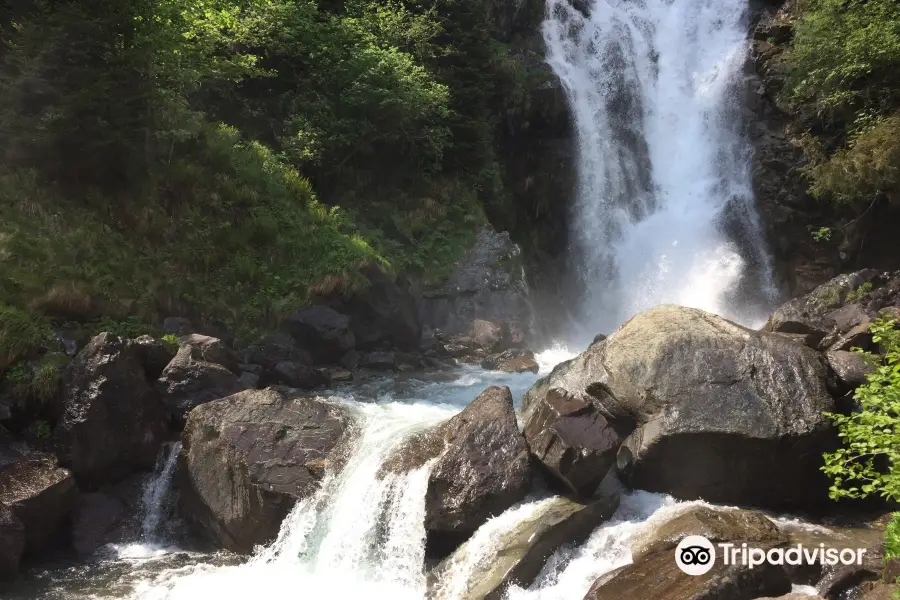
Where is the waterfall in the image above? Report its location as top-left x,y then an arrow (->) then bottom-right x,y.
544,0 -> 777,340
140,442 -> 182,543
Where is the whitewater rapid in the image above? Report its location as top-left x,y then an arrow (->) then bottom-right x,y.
544,0 -> 777,339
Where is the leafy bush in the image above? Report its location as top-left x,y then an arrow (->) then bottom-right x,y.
885,513 -> 900,560
823,319 -> 900,500
0,303 -> 47,369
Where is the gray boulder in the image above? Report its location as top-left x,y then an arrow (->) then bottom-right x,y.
341,265 -> 421,351
386,386 -> 532,546
826,350 -> 875,391
523,305 -> 837,509
281,305 -> 355,364
245,332 -> 311,369
179,334 -> 240,374
481,349 -> 539,374
56,333 -> 166,487
0,455 -> 76,565
260,360 -> 327,389
157,345 -> 246,420
179,388 -> 353,552
524,388 -> 632,496
431,495 -> 619,600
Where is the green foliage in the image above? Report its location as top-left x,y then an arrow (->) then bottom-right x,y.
823,319 -> 900,501
0,303 -> 47,369
25,419 -> 51,440
846,282 -> 875,303
785,0 -> 900,208
30,353 -> 67,403
89,317 -> 154,340
885,513 -> 900,560
161,334 -> 181,350
809,226 -> 834,242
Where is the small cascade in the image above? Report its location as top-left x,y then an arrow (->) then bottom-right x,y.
140,441 -> 182,544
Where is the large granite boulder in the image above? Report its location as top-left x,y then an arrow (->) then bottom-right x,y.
179,388 -> 353,553
55,333 -> 166,487
418,229 -> 531,339
630,506 -> 786,560
523,305 -> 838,509
524,388 -> 633,497
431,495 -> 619,600
244,332 -> 311,369
481,349 -> 540,374
386,386 -> 532,548
178,334 -> 240,374
0,453 -> 76,574
583,546 -> 791,600
280,305 -> 355,364
156,345 -> 246,420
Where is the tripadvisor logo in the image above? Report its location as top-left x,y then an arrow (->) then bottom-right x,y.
674,535 -> 867,576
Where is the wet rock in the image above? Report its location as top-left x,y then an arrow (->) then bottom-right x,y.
418,229 -> 531,338
56,333 -> 166,487
156,346 -> 246,420
132,335 -> 177,380
473,319 -> 505,351
524,388 -> 632,496
764,271 -> 879,341
524,305 -> 837,510
631,506 -> 787,560
179,334 -> 240,374
856,581 -> 900,599
386,386 -> 532,546
431,495 -> 619,600
826,350 -> 874,390
0,455 -> 76,561
71,492 -> 126,555
179,388 -> 353,553
339,350 -> 361,370
480,349 -> 539,374
826,323 -> 874,352
0,505 -> 24,580
583,546 -> 791,600
280,305 -> 355,364
260,361 -> 327,390
244,332 -> 311,369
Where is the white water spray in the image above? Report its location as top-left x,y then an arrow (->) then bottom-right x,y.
544,0 -> 776,339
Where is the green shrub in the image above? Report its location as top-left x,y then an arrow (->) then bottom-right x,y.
823,319 -> 900,501
885,513 -> 900,560
0,304 -> 47,369
25,419 -> 52,440
30,353 -> 67,403
161,334 -> 180,350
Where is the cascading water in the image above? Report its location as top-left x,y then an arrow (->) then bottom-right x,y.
544,0 -> 778,339
140,442 -> 182,543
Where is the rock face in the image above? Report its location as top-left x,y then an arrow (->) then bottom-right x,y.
524,388 -> 633,497
340,265 -> 421,351
386,386 -> 532,547
425,387 -> 532,542
132,335 -> 177,380
431,495 -> 619,600
179,388 -> 352,553
0,505 -> 24,580
156,345 -> 246,419
481,349 -> 540,374
179,334 -> 240,374
55,333 -> 166,487
0,453 -> 76,575
418,229 -> 531,339
244,332 -> 311,369
523,305 -> 837,509
259,360 -> 327,389
583,546 -> 792,600
281,305 -> 355,364
630,506 -> 786,560
71,492 -> 126,555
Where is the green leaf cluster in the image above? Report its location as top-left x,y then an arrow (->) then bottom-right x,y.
823,319 -> 900,501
